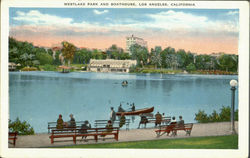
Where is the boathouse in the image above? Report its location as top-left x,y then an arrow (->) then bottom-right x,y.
88,59 -> 137,73
9,62 -> 20,71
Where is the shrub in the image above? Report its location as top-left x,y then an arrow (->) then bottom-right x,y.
195,106 -> 238,123
195,110 -> 209,123
36,52 -> 53,65
219,106 -> 231,121
21,67 -> 38,71
186,63 -> 196,72
9,117 -> 35,135
39,64 -> 57,71
208,110 -> 220,122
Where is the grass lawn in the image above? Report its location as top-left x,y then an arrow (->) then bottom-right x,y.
58,135 -> 238,149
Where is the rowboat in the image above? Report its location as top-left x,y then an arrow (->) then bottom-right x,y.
116,107 -> 154,116
122,80 -> 128,86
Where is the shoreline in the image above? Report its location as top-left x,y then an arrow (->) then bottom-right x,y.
11,69 -> 238,76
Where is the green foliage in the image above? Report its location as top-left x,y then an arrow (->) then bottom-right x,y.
9,37 -> 238,74
73,49 -> 92,64
130,44 -> 148,67
195,110 -> 209,123
150,48 -> 162,69
36,52 -> 53,65
217,54 -> 238,72
219,106 -> 231,121
186,63 -> 196,72
9,117 -> 35,135
21,67 -> 38,71
39,64 -> 57,71
91,50 -> 107,59
61,41 -> 77,65
195,106 -> 238,123
53,50 -> 62,65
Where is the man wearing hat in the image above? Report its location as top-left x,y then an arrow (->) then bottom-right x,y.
68,114 -> 76,128
110,107 -> 116,124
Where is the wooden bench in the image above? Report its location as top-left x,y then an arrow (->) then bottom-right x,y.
94,119 -> 130,130
48,121 -> 85,133
155,123 -> 193,137
147,117 -> 171,126
9,132 -> 18,146
49,127 -> 119,144
172,123 -> 193,136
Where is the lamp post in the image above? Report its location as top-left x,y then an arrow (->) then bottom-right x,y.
230,79 -> 237,134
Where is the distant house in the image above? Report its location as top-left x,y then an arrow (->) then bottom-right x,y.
88,59 -> 137,73
126,35 -> 148,55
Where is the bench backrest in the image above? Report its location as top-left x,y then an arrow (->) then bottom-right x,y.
51,127 -> 119,135
94,119 -> 130,128
148,116 -> 171,122
48,121 -> 86,133
174,123 -> 193,129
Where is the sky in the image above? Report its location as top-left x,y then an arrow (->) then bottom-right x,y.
9,8 -> 239,54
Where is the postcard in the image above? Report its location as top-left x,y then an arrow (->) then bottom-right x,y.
1,0 -> 249,158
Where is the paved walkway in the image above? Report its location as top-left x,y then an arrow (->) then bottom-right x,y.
9,122 -> 238,148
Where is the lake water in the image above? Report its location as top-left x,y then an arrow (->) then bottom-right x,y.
9,71 -> 238,133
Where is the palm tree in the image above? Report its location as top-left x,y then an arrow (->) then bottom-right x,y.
151,51 -> 162,69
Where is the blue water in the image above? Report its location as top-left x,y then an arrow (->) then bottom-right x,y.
9,72 -> 238,133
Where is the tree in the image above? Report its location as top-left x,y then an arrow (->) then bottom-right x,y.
151,49 -> 162,69
9,47 -> 19,63
36,52 -> 53,65
186,63 -> 196,72
74,48 -> 92,64
130,44 -> 149,67
120,53 -> 131,60
176,49 -> 187,69
52,50 -> 61,65
162,47 -> 176,68
20,53 -> 40,67
61,41 -> 77,65
217,54 -> 237,72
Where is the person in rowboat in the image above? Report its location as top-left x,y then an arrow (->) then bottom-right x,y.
118,103 -> 125,112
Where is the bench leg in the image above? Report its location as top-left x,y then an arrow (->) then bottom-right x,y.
115,134 -> 118,141
13,138 -> 16,146
73,136 -> 76,144
186,130 -> 191,136
94,135 -> 98,142
51,136 -> 54,144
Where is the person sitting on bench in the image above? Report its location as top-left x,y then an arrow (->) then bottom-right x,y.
64,114 -> 76,128
56,114 -> 64,129
170,116 -> 177,124
164,116 -> 177,136
101,120 -> 113,141
80,120 -> 91,141
138,114 -> 148,129
177,116 -> 184,127
155,111 -> 162,127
